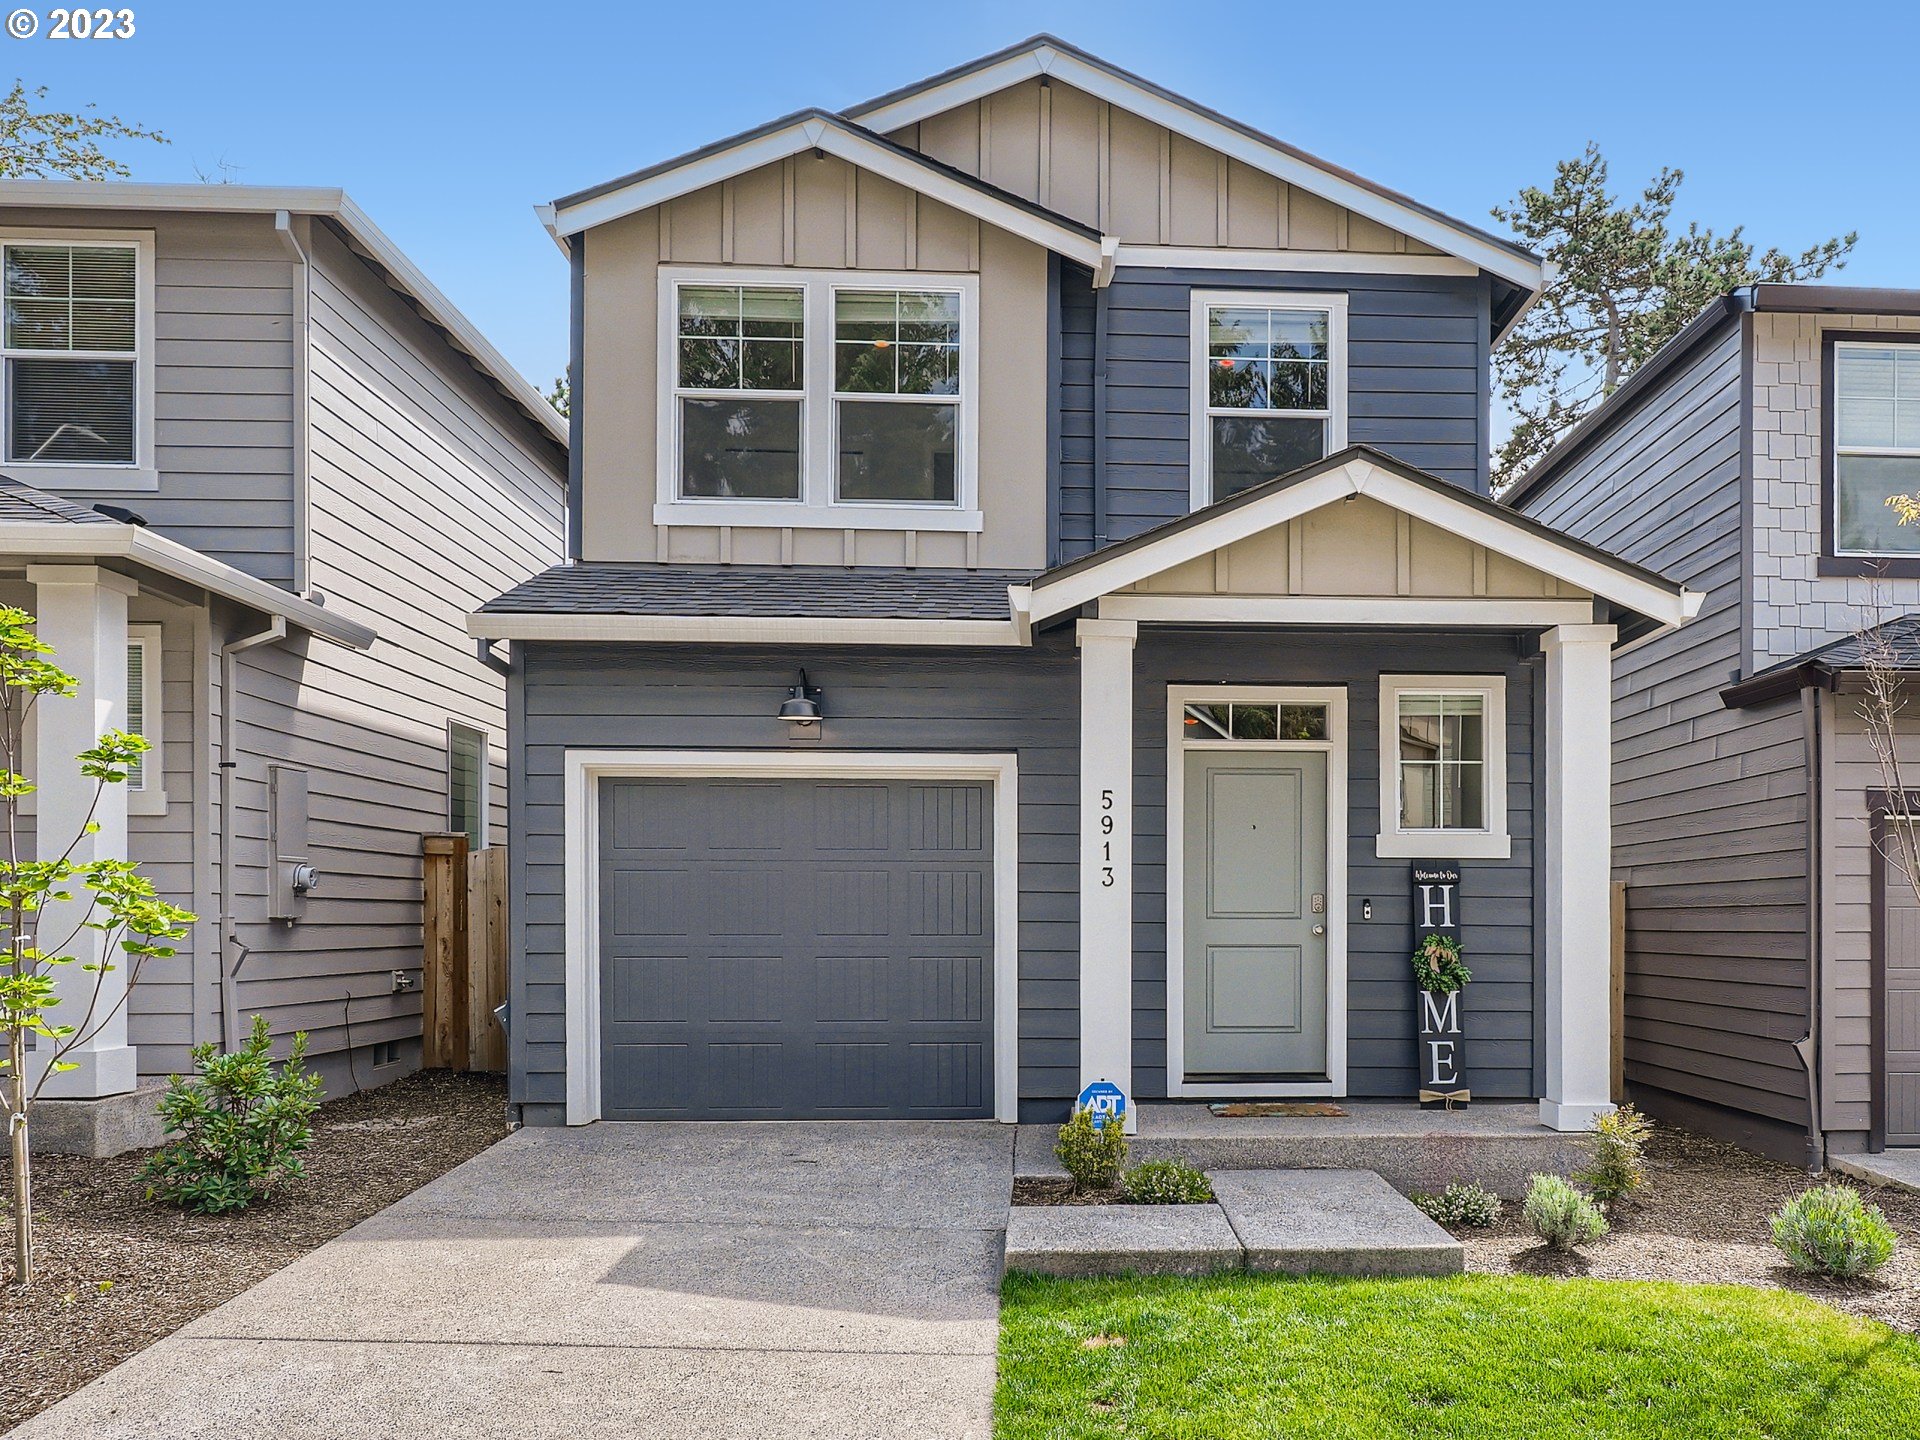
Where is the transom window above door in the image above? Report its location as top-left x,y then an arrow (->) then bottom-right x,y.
657,268 -> 981,532
1182,700 -> 1328,741
1830,339 -> 1920,556
1190,291 -> 1347,509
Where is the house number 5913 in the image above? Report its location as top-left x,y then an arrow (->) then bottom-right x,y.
1099,788 -> 1115,887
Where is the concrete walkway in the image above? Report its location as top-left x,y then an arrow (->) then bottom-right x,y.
14,1122 -> 1014,1439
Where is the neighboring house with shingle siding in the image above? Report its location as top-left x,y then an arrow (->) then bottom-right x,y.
478,37 -> 1697,1134
1508,285 -> 1920,1165
0,183 -> 567,1150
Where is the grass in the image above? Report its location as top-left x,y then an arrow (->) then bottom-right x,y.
997,1271 -> 1920,1438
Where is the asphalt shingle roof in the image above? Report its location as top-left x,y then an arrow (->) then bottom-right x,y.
0,476 -> 119,526
480,563 -> 1032,620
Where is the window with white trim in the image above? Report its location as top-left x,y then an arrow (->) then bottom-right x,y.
2,239 -> 143,470
1191,290 -> 1347,508
1832,340 -> 1920,554
657,268 -> 979,530
124,624 -> 165,814
448,721 -> 488,850
1377,675 -> 1509,859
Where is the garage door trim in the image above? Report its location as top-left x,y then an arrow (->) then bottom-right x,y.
563,749 -> 1021,1125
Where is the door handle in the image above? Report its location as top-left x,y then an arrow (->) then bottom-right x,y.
1311,924 -> 1326,937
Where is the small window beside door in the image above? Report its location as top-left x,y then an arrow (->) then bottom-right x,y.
1377,675 -> 1509,859
448,721 -> 488,850
125,625 -> 165,814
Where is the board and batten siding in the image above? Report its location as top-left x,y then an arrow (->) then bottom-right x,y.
0,207 -> 300,586
1053,266 -> 1493,561
508,639 -> 1082,1124
1516,318 -> 1816,1158
212,220 -> 564,1093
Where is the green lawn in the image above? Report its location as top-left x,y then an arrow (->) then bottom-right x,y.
997,1272 -> 1920,1439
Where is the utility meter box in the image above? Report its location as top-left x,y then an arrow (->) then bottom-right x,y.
269,764 -> 316,922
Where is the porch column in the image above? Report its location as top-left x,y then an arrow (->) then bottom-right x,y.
1077,618 -> 1135,1125
27,565 -> 137,1098
1539,622 -> 1617,1131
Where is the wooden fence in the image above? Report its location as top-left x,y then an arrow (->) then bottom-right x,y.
422,835 -> 509,1073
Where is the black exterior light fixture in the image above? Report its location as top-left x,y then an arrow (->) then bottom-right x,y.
779,670 -> 824,727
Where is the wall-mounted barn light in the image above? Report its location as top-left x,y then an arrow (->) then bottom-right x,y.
779,670 -> 824,727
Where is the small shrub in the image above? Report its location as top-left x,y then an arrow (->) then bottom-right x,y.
1769,1185 -> 1897,1279
1120,1159 -> 1214,1205
1523,1173 -> 1608,1251
143,1015 -> 323,1214
1055,1106 -> 1127,1192
1412,1181 -> 1503,1228
1579,1104 -> 1653,1203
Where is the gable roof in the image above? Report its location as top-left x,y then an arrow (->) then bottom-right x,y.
844,35 -> 1545,295
544,110 -> 1107,271
1021,446 -> 1699,637
0,181 -> 569,456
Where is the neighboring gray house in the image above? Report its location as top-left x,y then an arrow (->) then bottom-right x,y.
0,183 -> 568,1144
1508,284 -> 1920,1166
477,37 -> 1696,1132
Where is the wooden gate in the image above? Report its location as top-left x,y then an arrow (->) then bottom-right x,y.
423,834 -> 509,1072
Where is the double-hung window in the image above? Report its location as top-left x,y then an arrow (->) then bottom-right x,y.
1377,675 -> 1509,860
657,269 -> 979,529
1191,290 -> 1347,508
1,233 -> 153,486
1830,340 -> 1920,556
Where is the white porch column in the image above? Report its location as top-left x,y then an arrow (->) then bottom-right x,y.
1077,618 -> 1136,1125
28,564 -> 137,1098
1539,622 -> 1618,1131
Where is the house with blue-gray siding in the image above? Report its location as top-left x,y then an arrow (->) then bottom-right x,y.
476,36 -> 1698,1132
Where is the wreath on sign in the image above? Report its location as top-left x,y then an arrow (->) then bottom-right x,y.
1412,932 -> 1471,995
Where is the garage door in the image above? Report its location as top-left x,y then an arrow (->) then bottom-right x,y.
598,775 -> 995,1119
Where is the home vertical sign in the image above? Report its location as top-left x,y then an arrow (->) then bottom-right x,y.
1412,861 -> 1470,1109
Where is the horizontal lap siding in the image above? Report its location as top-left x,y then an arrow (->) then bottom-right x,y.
1130,628 -> 1539,1100
1059,262 -> 1096,556
1519,322 -> 1813,1138
1080,267 -> 1489,556
218,225 -> 564,1090
510,640 -> 1081,1123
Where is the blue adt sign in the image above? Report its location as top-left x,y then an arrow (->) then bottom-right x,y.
1077,1080 -> 1128,1130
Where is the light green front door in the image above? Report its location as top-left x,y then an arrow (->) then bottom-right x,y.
1183,752 -> 1329,1079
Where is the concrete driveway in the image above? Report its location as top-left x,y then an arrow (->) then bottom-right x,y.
14,1122 -> 1015,1439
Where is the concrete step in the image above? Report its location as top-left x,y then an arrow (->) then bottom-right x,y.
1209,1168 -> 1463,1278
1004,1204 -> 1242,1278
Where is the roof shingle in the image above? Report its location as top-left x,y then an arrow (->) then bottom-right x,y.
480,563 -> 1030,620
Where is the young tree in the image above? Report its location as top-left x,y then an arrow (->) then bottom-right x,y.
546,373 -> 570,419
0,607 -> 193,1284
1491,144 -> 1855,490
0,80 -> 165,180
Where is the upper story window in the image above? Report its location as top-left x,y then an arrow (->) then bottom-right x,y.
1190,290 -> 1347,509
0,231 -> 155,490
1831,340 -> 1920,556
1377,675 -> 1510,860
656,268 -> 981,532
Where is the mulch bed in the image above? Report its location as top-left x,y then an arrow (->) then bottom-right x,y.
0,1069 -> 509,1430
1453,1123 -> 1920,1332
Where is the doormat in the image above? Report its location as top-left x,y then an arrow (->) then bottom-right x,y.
1208,1101 -> 1347,1118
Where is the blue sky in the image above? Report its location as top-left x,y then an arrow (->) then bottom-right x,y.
12,0 -> 1916,390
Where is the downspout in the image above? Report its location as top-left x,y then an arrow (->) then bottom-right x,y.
217,616 -> 286,1050
273,212 -> 314,597
1795,685 -> 1826,1172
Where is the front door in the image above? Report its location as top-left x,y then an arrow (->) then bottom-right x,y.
1182,752 -> 1329,1079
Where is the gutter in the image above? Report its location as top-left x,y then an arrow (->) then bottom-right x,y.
217,616 -> 286,1051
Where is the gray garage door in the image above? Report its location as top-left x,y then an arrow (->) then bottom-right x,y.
598,776 -> 994,1119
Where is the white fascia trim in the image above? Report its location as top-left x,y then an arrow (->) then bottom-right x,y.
0,522 -> 376,648
1164,683 -> 1348,1098
550,118 -> 1106,270
847,50 -> 1544,293
1028,457 -> 1693,628
562,749 -> 1022,1125
467,611 -> 1025,647
0,182 -> 569,451
1098,595 -> 1598,628
1118,245 -> 1477,277
1376,673 -> 1512,861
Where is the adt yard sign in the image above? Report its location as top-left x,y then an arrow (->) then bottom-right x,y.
1077,1080 -> 1128,1130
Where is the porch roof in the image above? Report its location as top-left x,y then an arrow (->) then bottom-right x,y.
1017,447 -> 1701,642
1721,613 -> 1920,708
